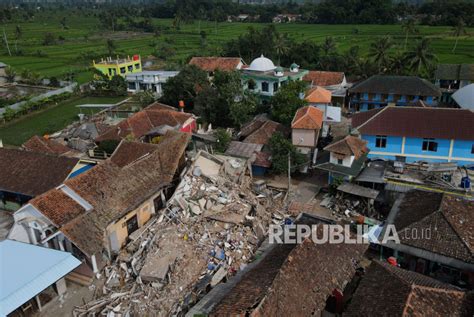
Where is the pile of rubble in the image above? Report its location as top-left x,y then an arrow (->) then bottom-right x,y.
320,192 -> 379,220
73,151 -> 286,316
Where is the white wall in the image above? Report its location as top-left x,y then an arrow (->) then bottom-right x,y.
329,152 -> 354,167
8,204 -> 54,244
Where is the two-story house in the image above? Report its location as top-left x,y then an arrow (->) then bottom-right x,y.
241,55 -> 308,99
435,64 -> 474,104
349,75 -> 441,112
305,86 -> 341,137
126,70 -> 179,96
351,106 -> 474,166
315,135 -> 369,183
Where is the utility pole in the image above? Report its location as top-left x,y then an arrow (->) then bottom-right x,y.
3,28 -> 11,56
286,151 -> 291,200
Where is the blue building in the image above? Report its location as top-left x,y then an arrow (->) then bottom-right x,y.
349,75 -> 441,112
351,107 -> 474,166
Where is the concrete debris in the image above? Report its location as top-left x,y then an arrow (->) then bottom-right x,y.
73,150 -> 286,316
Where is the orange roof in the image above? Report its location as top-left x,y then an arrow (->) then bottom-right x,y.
291,106 -> 323,130
305,86 -> 332,104
303,71 -> 345,86
189,57 -> 243,72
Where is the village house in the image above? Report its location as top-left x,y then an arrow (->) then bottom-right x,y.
189,57 -> 245,77
305,86 -> 341,137
303,70 -> 350,107
187,214 -> 367,316
348,75 -> 441,111
239,115 -> 289,146
291,106 -> 324,167
8,132 -> 190,275
0,239 -> 81,316
272,13 -> 301,23
351,106 -> 474,165
224,141 -> 271,176
315,135 -> 369,183
241,55 -> 308,99
93,55 -> 142,79
0,148 -> 90,211
379,190 -> 474,289
435,63 -> 474,104
125,70 -> 179,96
346,260 -> 474,316
95,102 -> 196,143
22,135 -> 76,156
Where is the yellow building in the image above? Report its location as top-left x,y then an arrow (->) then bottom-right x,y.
93,55 -> 142,79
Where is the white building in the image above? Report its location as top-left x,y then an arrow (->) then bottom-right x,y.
126,70 -> 179,96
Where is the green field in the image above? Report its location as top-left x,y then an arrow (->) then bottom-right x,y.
0,96 -> 125,146
0,12 -> 472,83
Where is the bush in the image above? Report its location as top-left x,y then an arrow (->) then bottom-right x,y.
214,128 -> 231,153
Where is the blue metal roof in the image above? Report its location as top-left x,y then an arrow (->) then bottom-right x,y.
0,240 -> 81,316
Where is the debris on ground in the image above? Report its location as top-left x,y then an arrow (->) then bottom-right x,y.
73,151 -> 287,316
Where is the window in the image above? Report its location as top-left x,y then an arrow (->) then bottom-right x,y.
248,79 -> 256,90
127,65 -> 133,72
471,144 -> 474,154
108,68 -> 113,75
261,82 -> 269,92
120,67 -> 126,74
273,82 -> 279,92
422,138 -> 438,152
337,159 -> 343,165
375,135 -> 387,148
135,63 -> 140,69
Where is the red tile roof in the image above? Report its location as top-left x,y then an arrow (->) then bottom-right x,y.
303,70 -> 345,86
243,120 -> 289,145
305,86 -> 332,104
30,131 -> 190,257
346,261 -> 473,316
291,106 -> 323,130
23,135 -> 72,155
324,135 -> 369,159
96,103 -> 194,142
352,106 -> 474,140
189,57 -> 244,72
110,141 -> 160,168
252,151 -> 271,168
0,148 -> 78,197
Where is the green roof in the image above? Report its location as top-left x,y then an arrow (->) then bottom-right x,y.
315,154 -> 367,178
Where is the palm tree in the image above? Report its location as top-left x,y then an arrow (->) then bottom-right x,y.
321,36 -> 336,56
368,36 -> 393,72
274,33 -> 290,65
401,18 -> 418,50
14,25 -> 21,53
404,37 -> 437,74
452,19 -> 466,54
389,52 -> 407,75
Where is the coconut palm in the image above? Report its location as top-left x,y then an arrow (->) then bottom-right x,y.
404,37 -> 437,74
274,33 -> 290,65
401,18 -> 418,50
368,36 -> 393,72
452,19 -> 466,54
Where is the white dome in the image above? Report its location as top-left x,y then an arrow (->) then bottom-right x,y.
247,54 -> 276,72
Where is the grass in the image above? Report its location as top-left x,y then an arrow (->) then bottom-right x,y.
0,96 -> 125,146
0,12 -> 472,83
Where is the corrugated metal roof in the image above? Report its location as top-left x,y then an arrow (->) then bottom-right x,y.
0,240 -> 81,316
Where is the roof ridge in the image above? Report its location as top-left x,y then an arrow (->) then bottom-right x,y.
411,284 -> 465,295
378,262 -> 414,288
353,106 -> 391,130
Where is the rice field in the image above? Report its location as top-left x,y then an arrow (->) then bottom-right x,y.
0,12 -> 472,84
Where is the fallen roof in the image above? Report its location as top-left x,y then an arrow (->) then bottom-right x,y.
0,148 -> 79,197
0,240 -> 81,316
355,160 -> 387,184
345,261 -> 473,317
337,182 -> 379,199
435,64 -> 474,81
303,70 -> 345,86
189,57 -> 243,72
22,135 -> 72,155
349,75 -> 441,97
305,86 -> 332,104
390,191 -> 474,265
315,153 -> 368,178
324,135 -> 368,160
96,103 -> 194,142
243,120 -> 289,145
291,106 -> 323,130
225,141 -> 263,159
351,106 -> 474,141
29,131 -> 190,257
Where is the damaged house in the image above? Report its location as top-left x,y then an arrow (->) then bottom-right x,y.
380,190 -> 474,288
8,132 -> 190,274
